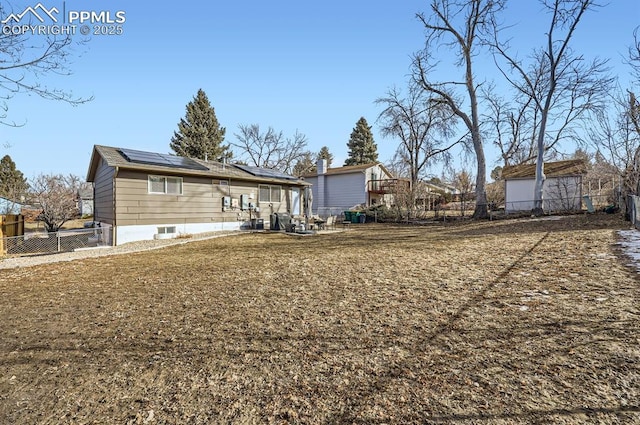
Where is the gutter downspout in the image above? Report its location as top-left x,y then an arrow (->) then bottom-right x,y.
113,166 -> 118,246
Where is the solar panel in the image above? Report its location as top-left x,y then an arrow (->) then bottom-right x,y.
119,148 -> 209,171
234,164 -> 298,180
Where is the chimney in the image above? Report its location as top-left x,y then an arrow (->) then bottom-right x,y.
317,158 -> 327,175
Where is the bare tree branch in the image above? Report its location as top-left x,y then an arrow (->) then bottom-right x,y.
376,83 -> 459,194
0,2 -> 92,126
489,0 -> 613,214
232,124 -> 309,175
412,0 -> 506,218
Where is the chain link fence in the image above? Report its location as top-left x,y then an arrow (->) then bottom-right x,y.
1,225 -> 112,256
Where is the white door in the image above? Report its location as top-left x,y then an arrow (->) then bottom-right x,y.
291,188 -> 301,215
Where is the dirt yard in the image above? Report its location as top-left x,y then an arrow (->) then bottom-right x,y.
0,214 -> 638,424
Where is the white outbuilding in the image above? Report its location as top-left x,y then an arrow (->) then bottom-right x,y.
502,159 -> 588,214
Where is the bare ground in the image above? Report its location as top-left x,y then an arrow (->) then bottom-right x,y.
0,213 -> 638,424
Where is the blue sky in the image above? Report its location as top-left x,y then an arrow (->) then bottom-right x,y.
2,0 -> 638,181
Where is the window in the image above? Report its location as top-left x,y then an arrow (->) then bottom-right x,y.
148,175 -> 183,195
270,186 -> 281,202
259,185 -> 270,202
217,179 -> 230,195
259,184 -> 282,202
157,226 -> 176,234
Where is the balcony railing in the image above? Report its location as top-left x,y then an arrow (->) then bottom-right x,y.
368,179 -> 410,194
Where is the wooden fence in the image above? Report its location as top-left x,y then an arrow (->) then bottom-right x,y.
0,214 -> 25,254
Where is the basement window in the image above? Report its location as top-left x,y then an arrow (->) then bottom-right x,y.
157,226 -> 176,234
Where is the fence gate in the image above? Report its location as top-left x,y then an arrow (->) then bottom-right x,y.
0,214 -> 25,254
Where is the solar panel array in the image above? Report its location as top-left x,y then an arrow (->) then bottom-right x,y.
119,148 -> 209,171
234,164 -> 298,180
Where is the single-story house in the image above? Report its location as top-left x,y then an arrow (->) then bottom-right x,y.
502,159 -> 588,213
86,145 -> 310,245
302,159 -> 402,215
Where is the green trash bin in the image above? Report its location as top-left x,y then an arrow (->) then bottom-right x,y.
351,212 -> 360,223
344,211 -> 352,222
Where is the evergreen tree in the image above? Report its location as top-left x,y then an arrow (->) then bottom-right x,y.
293,152 -> 316,177
0,155 -> 28,201
344,117 -> 378,166
317,146 -> 334,167
170,89 -> 232,161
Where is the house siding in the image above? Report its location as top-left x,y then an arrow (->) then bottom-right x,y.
110,170 -> 300,244
113,170 -> 295,226
326,173 -> 366,210
306,164 -> 394,214
93,158 -> 115,225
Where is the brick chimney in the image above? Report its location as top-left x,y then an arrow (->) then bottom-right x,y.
317,158 -> 327,175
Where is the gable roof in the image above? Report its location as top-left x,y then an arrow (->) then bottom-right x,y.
86,145 -> 309,186
421,181 -> 461,194
302,162 -> 393,178
501,159 -> 588,180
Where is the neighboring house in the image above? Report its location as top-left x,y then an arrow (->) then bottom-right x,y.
77,187 -> 94,217
302,159 -> 401,215
502,159 -> 588,213
86,145 -> 309,245
422,181 -> 462,200
0,196 -> 22,215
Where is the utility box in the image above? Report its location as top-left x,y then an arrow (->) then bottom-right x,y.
240,194 -> 249,210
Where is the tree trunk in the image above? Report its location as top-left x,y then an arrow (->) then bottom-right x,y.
532,102 -> 550,216
532,154 -> 545,216
472,130 -> 488,219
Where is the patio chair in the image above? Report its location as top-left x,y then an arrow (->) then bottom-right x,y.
325,215 -> 336,230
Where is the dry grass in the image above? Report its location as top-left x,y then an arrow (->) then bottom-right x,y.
0,214 -> 638,424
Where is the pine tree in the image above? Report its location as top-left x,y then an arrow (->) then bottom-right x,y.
344,117 -> 378,166
0,155 -> 28,201
317,146 -> 334,167
293,152 -> 316,177
170,89 -> 232,161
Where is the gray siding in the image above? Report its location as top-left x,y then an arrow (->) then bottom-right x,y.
326,173 -> 366,209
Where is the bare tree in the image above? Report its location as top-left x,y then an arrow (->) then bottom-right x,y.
628,28 -> 640,140
586,28 -> 640,218
232,124 -> 308,174
484,90 -> 541,166
451,168 -> 475,217
491,0 -> 613,215
412,0 -> 506,219
589,89 -> 639,212
0,2 -> 91,125
30,174 -> 82,232
376,83 -> 459,209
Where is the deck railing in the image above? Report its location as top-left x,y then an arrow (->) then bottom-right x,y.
367,179 -> 410,194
